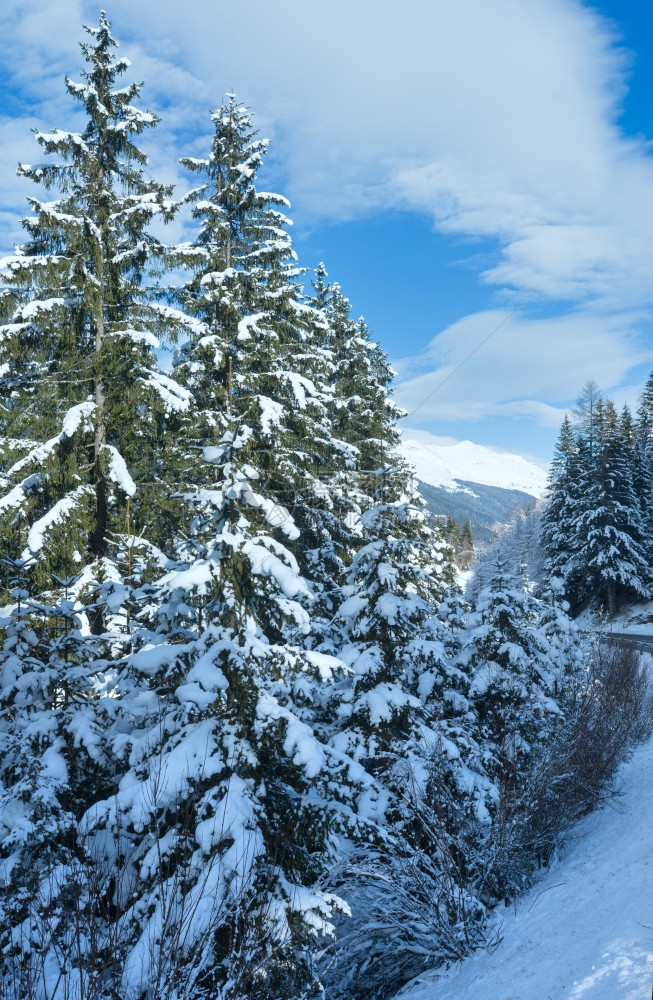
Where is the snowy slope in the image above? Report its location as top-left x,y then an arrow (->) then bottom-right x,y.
397,729 -> 653,1000
400,430 -> 548,497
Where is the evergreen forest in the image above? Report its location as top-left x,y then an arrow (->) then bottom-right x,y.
1,14 -> 651,1000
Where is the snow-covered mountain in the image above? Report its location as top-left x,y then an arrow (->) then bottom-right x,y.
400,431 -> 548,497
400,431 -> 549,543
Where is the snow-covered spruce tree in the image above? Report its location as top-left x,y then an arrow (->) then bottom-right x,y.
80,472 -> 386,1000
0,14 -> 187,598
633,376 -> 653,568
0,13 -> 191,994
540,413 -> 585,610
458,553 -> 570,901
536,578 -> 584,692
312,313 -> 493,998
460,547 -> 594,906
322,503 -> 489,997
620,402 -> 636,449
312,278 -> 466,763
173,101 -> 358,617
458,518 -> 474,570
541,383 -> 650,616
322,282 -> 402,488
70,97 -> 389,999
636,370 -> 653,450
463,552 -> 563,773
572,398 -> 649,615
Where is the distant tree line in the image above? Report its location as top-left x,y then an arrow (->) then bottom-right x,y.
541,378 -> 653,616
441,514 -> 475,570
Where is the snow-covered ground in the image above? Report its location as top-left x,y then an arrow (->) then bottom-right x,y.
400,430 -> 549,496
609,601 -> 653,636
575,601 -> 653,636
397,729 -> 653,1000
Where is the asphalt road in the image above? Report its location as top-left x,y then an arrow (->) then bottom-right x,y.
603,631 -> 653,650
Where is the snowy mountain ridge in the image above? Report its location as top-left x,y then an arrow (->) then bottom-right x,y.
400,430 -> 549,498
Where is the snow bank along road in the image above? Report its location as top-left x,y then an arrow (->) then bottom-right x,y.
398,736 -> 653,1000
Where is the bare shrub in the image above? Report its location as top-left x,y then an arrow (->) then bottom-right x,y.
319,642 -> 653,1000
320,850 -> 490,1000
476,640 -> 653,905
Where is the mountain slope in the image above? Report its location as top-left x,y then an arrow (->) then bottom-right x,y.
401,433 -> 548,496
397,732 -> 653,1000
401,432 -> 548,543
415,478 -> 539,544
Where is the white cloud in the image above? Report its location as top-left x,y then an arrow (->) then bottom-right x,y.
2,0 -> 653,442
2,0 -> 653,311
86,0 -> 653,310
393,308 -> 653,424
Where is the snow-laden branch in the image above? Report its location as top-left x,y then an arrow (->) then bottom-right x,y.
102,444 -> 136,496
22,486 -> 94,559
142,369 -> 192,413
9,401 -> 96,476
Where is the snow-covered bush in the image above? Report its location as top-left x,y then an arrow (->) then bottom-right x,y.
472,637 -> 653,906
318,739 -> 494,1000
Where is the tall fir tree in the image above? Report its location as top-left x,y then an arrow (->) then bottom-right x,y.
633,374 -> 653,567
462,554 -> 564,765
0,13 -> 193,992
0,11 -> 189,610
173,101 -> 358,614
316,300 -> 489,1000
572,399 -> 649,615
70,95 -> 388,999
540,413 -> 584,607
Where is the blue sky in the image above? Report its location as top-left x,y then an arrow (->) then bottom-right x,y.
2,0 -> 653,465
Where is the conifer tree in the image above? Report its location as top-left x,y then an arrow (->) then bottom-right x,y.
573,399 -> 649,614
620,403 -> 637,449
81,466 -> 380,999
0,14 -> 191,991
633,375 -> 653,567
0,11 -> 188,609
173,100 -> 358,614
331,295 -> 401,486
637,370 -> 653,452
319,329 -> 486,1000
463,554 -> 563,765
71,96 -> 387,999
572,379 -> 602,463
540,386 -> 650,616
459,518 -> 474,569
312,277 -> 468,777
540,414 -> 582,604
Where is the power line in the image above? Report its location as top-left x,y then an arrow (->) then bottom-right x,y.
399,297 -> 530,427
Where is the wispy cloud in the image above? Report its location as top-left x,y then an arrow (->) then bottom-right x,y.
2,0 -> 653,445
77,0 -> 653,311
393,309 -> 653,424
3,0 -> 652,310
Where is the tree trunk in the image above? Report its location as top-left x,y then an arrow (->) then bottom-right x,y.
90,274 -> 107,634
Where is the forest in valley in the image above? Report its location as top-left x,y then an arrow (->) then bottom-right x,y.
0,14 -> 652,1000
